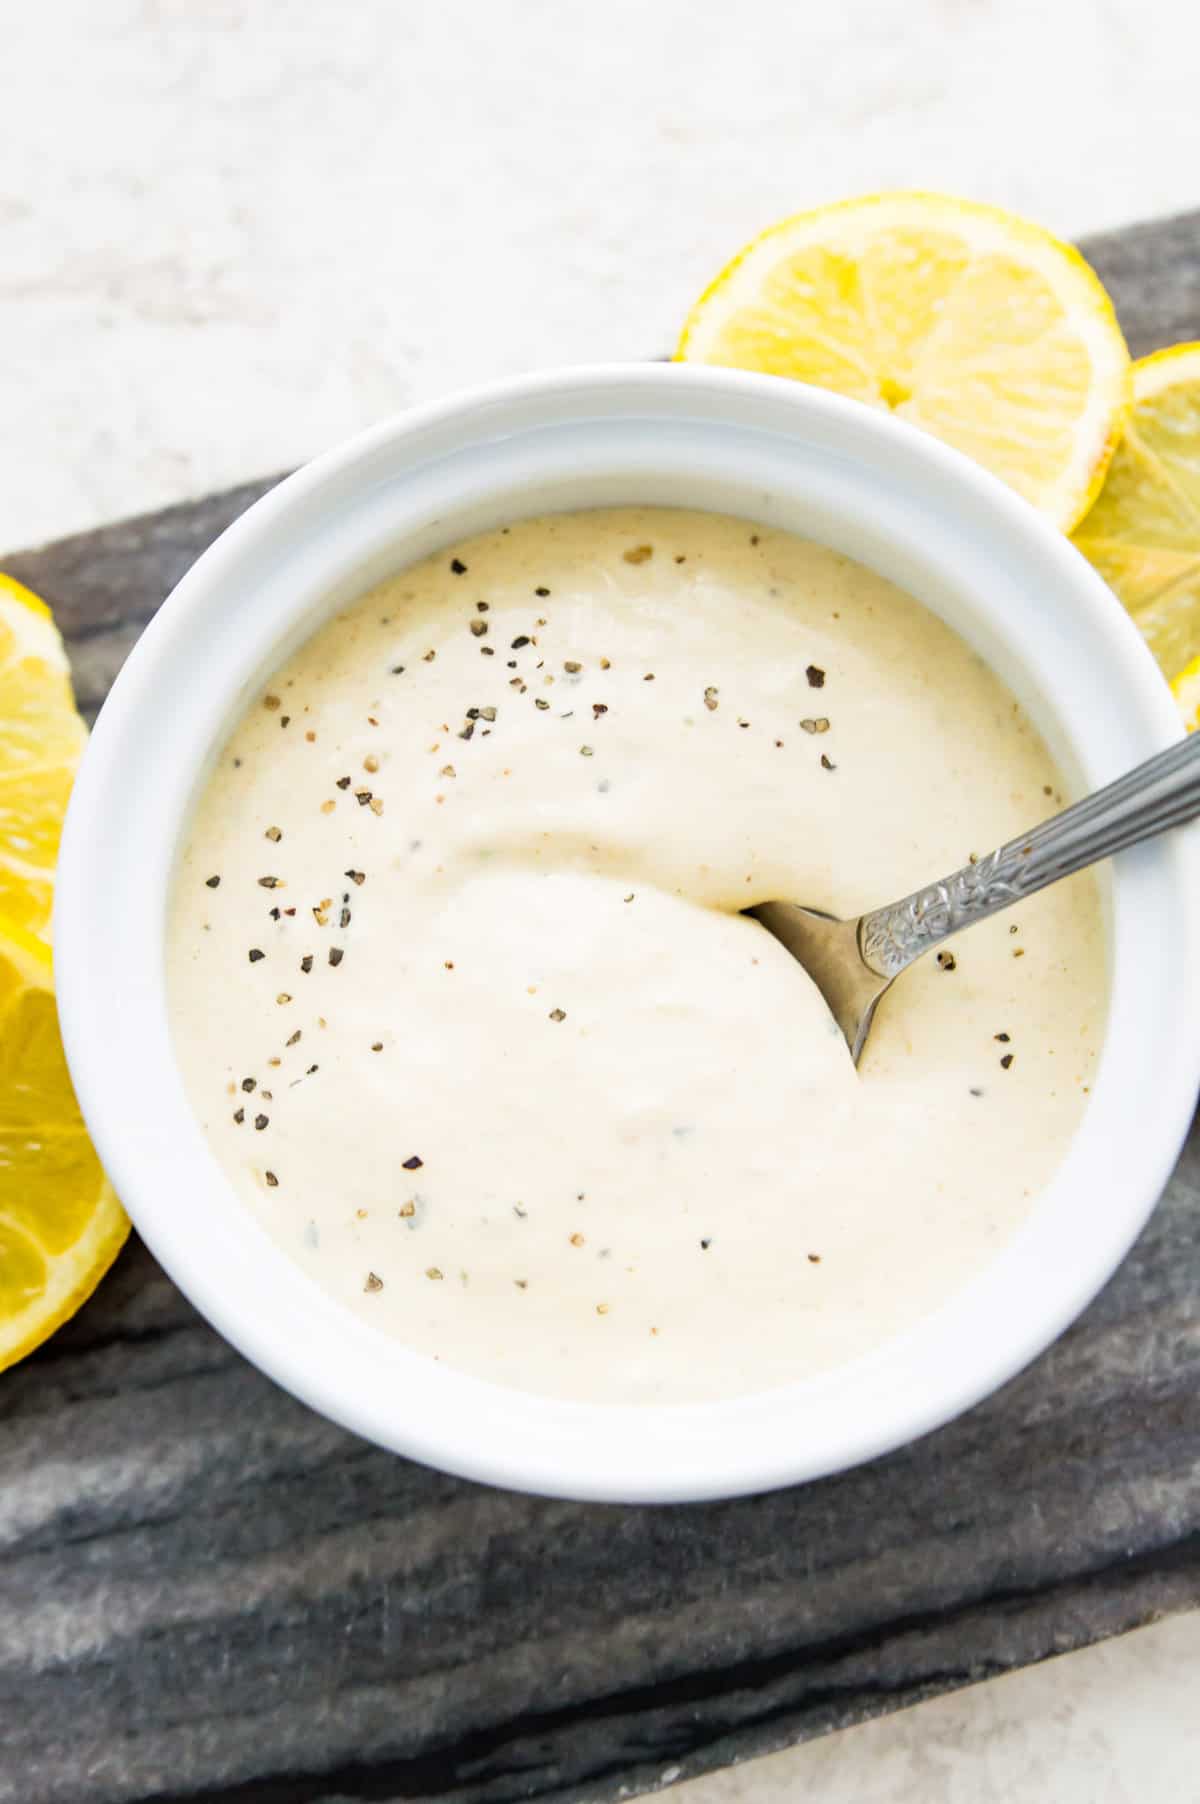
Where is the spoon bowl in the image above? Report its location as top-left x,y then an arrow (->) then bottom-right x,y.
753,732 -> 1200,1063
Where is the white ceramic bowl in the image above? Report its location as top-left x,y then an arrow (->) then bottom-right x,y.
55,365 -> 1200,1503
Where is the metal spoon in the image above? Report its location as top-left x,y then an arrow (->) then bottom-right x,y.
750,731 -> 1200,1065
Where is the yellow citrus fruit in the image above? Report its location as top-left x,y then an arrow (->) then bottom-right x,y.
1170,653 -> 1200,732
1072,344 -> 1200,692
0,917 -> 128,1371
0,571 -> 88,942
677,191 -> 1131,530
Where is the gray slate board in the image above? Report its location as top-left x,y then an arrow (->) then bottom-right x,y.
3,210 -> 1199,1804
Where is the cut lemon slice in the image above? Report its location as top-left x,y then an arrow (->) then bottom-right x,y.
0,572 -> 88,942
1170,653 -> 1200,732
0,918 -> 127,1370
1072,343 -> 1200,690
677,192 -> 1131,529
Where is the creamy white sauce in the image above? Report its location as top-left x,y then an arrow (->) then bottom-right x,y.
168,508 -> 1106,1404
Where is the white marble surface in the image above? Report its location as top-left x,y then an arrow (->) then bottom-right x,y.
669,1615 -> 1200,1804
3,0 -> 1200,552
3,0 -> 1198,1795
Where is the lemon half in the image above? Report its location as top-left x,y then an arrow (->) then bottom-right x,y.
0,918 -> 127,1370
677,192 -> 1131,530
0,572 -> 88,942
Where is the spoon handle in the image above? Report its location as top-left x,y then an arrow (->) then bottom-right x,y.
858,730 -> 1200,980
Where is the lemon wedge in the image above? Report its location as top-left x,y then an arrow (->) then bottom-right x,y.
1072,344 -> 1200,693
0,917 -> 127,1370
677,191 -> 1131,530
0,572 -> 88,942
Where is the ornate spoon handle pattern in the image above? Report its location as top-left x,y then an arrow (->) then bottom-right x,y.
859,732 -> 1200,979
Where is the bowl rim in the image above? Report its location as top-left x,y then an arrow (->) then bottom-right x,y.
54,362 -> 1200,1502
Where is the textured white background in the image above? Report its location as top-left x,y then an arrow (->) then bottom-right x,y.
4,0 -> 1200,549
3,0 -> 1199,1795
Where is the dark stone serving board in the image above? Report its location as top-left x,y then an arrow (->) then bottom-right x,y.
3,209 -> 1199,1804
